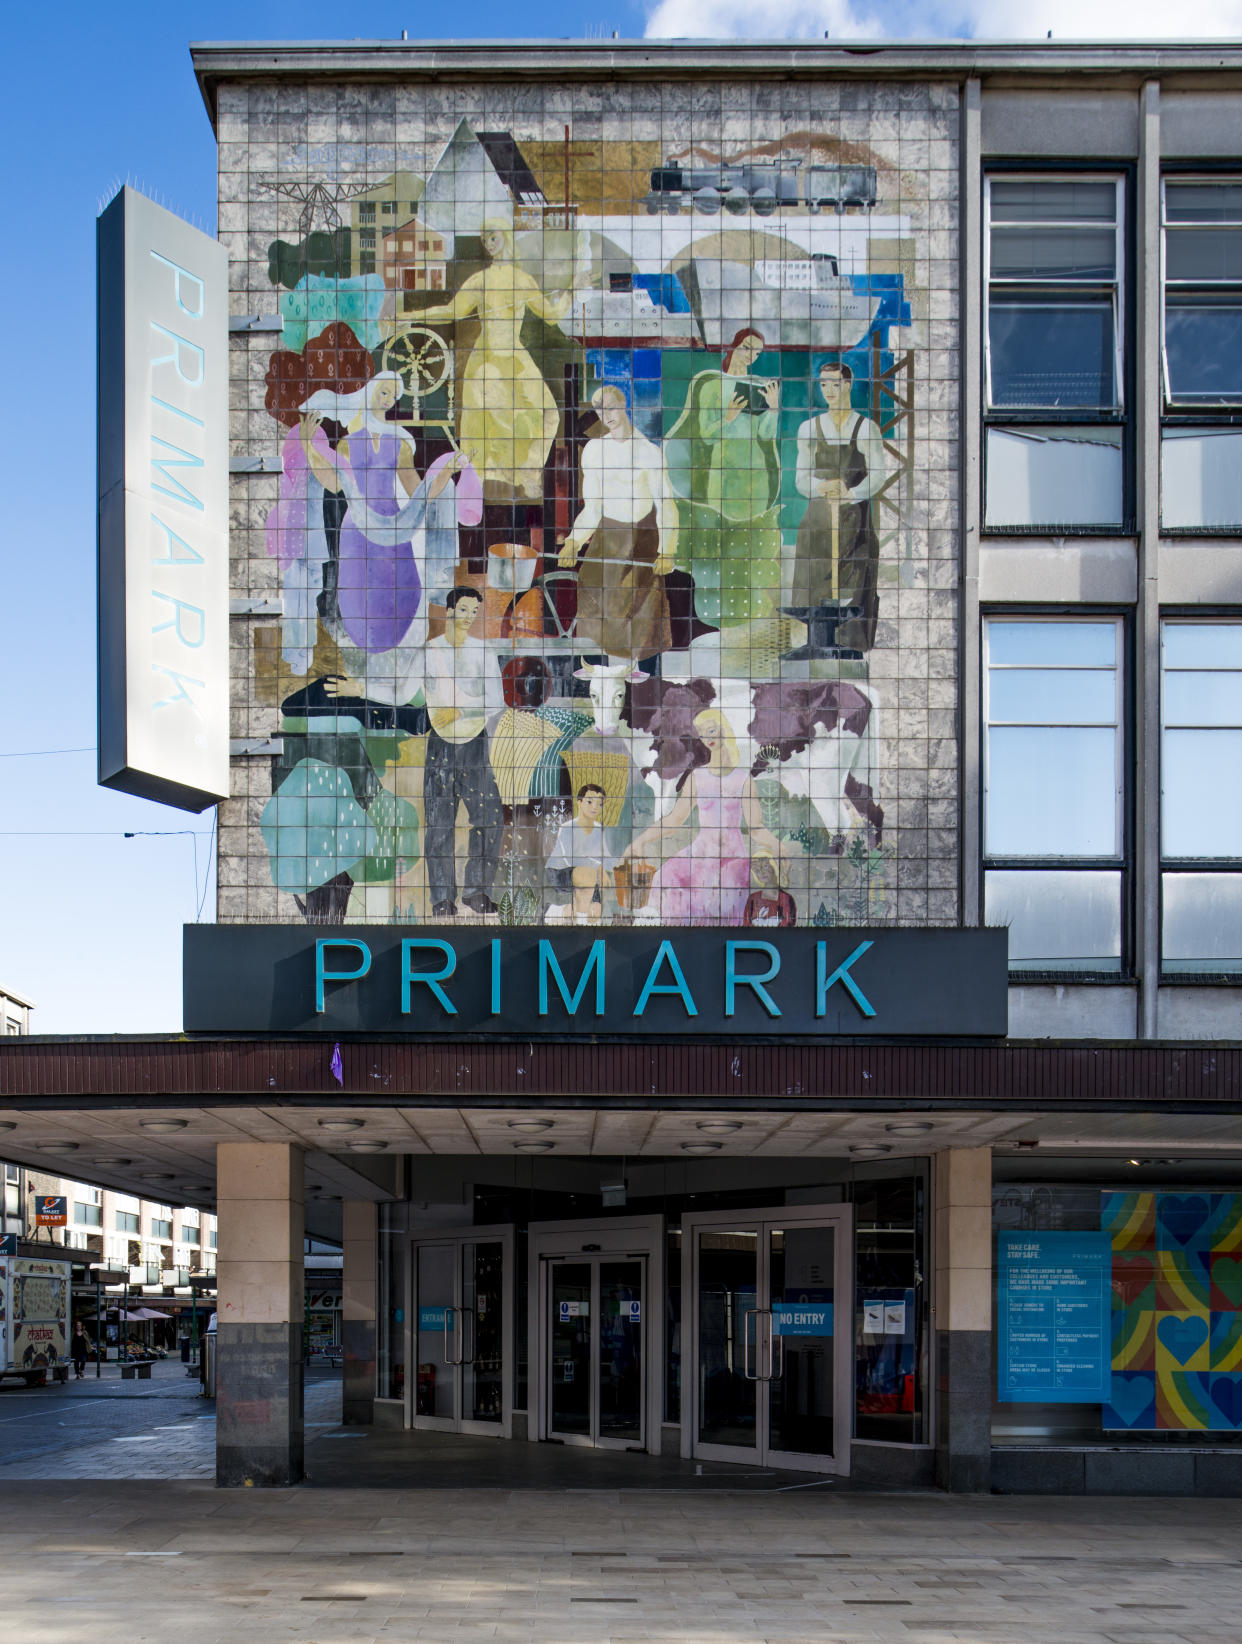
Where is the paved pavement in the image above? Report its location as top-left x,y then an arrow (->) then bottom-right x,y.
0,1369 -> 1239,1641
1,1477 -> 1240,1643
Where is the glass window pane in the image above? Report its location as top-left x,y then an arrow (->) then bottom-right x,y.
1162,872 -> 1242,971
1165,300 -> 1242,402
1163,622 -> 1242,671
989,301 -> 1116,409
985,426 -> 1124,528
986,868 -> 1122,971
1165,226 -> 1242,283
1163,671 -> 1242,728
988,726 -> 1118,856
990,669 -> 1117,725
1162,729 -> 1242,856
988,621 -> 1117,669
991,225 -> 1116,280
1161,429 -> 1242,527
991,180 -> 1117,223
1165,182 -> 1242,224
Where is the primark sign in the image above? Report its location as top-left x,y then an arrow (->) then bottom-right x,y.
97,187 -> 229,812
183,926 -> 1007,1037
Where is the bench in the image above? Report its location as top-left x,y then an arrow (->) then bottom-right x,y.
121,1361 -> 153,1380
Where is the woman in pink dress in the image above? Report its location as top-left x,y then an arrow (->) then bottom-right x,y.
622,709 -> 781,925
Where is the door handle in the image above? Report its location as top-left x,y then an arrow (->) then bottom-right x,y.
758,1309 -> 775,1382
444,1306 -> 463,1365
743,1307 -> 758,1380
460,1306 -> 476,1364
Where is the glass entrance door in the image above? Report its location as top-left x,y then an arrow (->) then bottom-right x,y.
411,1226 -> 512,1436
548,1256 -> 645,1449
687,1207 -> 850,1475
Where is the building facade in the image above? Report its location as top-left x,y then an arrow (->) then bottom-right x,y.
7,37 -> 1242,1494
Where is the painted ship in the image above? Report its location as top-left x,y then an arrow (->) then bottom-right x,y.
683,254 -> 881,351
561,274 -> 700,348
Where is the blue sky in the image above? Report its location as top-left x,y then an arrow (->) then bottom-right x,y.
1,2 -> 1232,1033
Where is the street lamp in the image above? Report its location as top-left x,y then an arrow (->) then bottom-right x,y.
89,1265 -> 127,1380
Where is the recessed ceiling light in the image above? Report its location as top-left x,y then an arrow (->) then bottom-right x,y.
507,1119 -> 554,1132
36,1141 -> 79,1153
0,1121 -> 16,1132
139,1172 -> 175,1181
514,1140 -> 554,1153
347,1139 -> 388,1153
681,1141 -> 721,1155
885,1122 -> 933,1137
92,1157 -> 132,1167
696,1120 -> 741,1133
849,1144 -> 892,1161
140,1119 -> 187,1133
318,1118 -> 364,1132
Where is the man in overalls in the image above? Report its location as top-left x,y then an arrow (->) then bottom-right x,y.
787,361 -> 890,660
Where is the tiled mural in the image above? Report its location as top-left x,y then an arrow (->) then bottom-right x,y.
218,80 -> 959,927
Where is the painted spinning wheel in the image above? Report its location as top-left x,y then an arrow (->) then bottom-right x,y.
382,326 -> 451,397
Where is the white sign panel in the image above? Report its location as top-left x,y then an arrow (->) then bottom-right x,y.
97,187 -> 229,811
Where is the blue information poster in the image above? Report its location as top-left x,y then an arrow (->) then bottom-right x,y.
997,1232 -> 1112,1403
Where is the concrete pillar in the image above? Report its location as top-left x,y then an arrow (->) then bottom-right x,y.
341,1200 -> 377,1425
215,1142 -> 304,1487
934,1146 -> 992,1492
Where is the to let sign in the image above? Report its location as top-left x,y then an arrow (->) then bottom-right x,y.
34,1198 -> 67,1227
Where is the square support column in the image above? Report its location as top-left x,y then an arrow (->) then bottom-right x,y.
341,1199 -> 377,1425
934,1146 -> 992,1492
215,1142 -> 304,1487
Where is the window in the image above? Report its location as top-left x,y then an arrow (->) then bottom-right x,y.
358,202 -> 375,222
359,229 -> 375,248
208,1227 -> 217,1249
115,1210 -> 139,1234
984,176 -> 1126,530
1161,621 -> 1242,974
1161,180 -> 1242,531
181,1225 -> 199,1245
75,1202 -> 102,1227
151,1218 -> 172,1240
984,618 -> 1125,974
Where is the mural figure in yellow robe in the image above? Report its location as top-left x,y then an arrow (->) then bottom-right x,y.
419,221 -> 570,501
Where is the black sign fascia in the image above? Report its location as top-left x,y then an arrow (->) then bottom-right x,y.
183,925 -> 1008,1038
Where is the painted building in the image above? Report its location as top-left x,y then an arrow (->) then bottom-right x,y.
7,37 -> 1242,1495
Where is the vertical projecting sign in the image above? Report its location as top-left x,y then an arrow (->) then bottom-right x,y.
97,187 -> 229,811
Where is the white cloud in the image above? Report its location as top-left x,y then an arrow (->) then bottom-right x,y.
643,0 -> 1242,41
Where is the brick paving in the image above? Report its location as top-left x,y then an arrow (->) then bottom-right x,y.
0,1370 -> 1237,1641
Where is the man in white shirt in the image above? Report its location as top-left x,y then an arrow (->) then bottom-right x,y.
558,385 -> 674,662
422,587 -> 505,917
788,361 -> 890,658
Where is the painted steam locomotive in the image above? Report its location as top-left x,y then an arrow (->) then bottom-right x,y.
644,158 -> 878,216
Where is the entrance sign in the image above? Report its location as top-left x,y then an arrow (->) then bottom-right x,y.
183,925 -> 1007,1037
97,187 -> 229,811
997,1232 -> 1112,1404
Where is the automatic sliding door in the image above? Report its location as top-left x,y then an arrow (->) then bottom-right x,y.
598,1260 -> 644,1446
549,1262 -> 592,1440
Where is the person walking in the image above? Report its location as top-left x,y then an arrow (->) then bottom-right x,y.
71,1322 -> 90,1379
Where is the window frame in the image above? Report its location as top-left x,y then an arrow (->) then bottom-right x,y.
982,167 -> 1133,536
982,611 -> 1132,979
1159,169 -> 1242,536
1159,614 -> 1242,979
